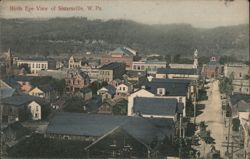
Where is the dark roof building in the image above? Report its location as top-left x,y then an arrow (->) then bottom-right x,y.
157,68 -> 198,75
104,84 -> 116,96
146,78 -> 191,96
229,93 -> 250,118
46,112 -> 174,143
230,93 -> 250,106
1,95 -> 41,107
100,62 -> 125,70
85,95 -> 102,113
133,97 -> 178,117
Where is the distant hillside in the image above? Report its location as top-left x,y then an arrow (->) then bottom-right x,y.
1,18 -> 249,58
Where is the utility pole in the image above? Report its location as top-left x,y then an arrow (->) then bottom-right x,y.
226,116 -> 231,159
179,114 -> 183,159
194,80 -> 197,124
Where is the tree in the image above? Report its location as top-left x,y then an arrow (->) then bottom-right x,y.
90,81 -> 107,94
198,121 -> 215,157
63,97 -> 86,113
112,100 -> 128,115
219,77 -> 233,95
18,63 -> 31,73
30,76 -> 66,95
232,118 -> 240,131
41,103 -> 51,120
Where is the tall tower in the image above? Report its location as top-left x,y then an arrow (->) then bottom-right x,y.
193,49 -> 198,69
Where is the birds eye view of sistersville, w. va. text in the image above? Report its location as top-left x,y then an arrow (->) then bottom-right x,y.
0,0 -> 249,159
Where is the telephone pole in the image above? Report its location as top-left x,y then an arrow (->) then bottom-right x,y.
179,114 -> 183,159
194,80 -> 197,124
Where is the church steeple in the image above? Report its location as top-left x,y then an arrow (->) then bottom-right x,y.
193,49 -> 198,69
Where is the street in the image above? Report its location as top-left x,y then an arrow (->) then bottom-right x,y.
196,80 -> 227,158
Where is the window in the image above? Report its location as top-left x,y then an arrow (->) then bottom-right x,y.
179,97 -> 182,102
123,87 -> 125,91
157,88 -> 165,95
36,106 -> 39,111
239,73 -> 242,78
133,65 -> 136,70
35,113 -> 38,118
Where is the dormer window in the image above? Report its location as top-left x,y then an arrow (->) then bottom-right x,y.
157,88 -> 165,96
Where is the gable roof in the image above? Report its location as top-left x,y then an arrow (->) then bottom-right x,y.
104,84 -> 116,95
230,93 -> 250,106
146,78 -> 190,96
13,76 -> 34,82
133,97 -> 178,116
0,88 -> 16,99
1,95 -> 41,107
110,47 -> 135,57
2,77 -> 20,90
47,113 -> 174,146
100,62 -> 125,70
157,68 -> 198,75
36,84 -> 54,93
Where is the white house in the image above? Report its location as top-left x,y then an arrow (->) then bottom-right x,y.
127,89 -> 155,116
27,101 -> 41,120
127,88 -> 180,121
17,59 -> 48,74
116,83 -> 133,99
97,85 -> 116,101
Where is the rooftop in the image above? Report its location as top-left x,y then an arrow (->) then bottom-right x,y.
100,62 -> 125,70
110,47 -> 136,57
146,79 -> 190,96
133,97 -> 178,116
13,76 -> 34,81
157,68 -> 198,75
230,93 -> 250,106
1,95 -> 41,107
47,112 -> 174,145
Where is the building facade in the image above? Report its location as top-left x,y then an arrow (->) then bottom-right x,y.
224,64 -> 249,79
156,68 -> 199,80
17,59 -> 48,74
201,56 -> 222,79
99,62 -> 126,82
132,60 -> 167,74
65,70 -> 90,93
27,101 -> 41,120
232,79 -> 250,95
101,47 -> 136,70
68,56 -> 82,69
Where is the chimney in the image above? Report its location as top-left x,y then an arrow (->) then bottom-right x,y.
147,75 -> 153,82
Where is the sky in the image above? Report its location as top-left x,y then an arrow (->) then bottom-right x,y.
0,0 -> 249,28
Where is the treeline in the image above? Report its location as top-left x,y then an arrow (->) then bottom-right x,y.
1,18 -> 249,58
